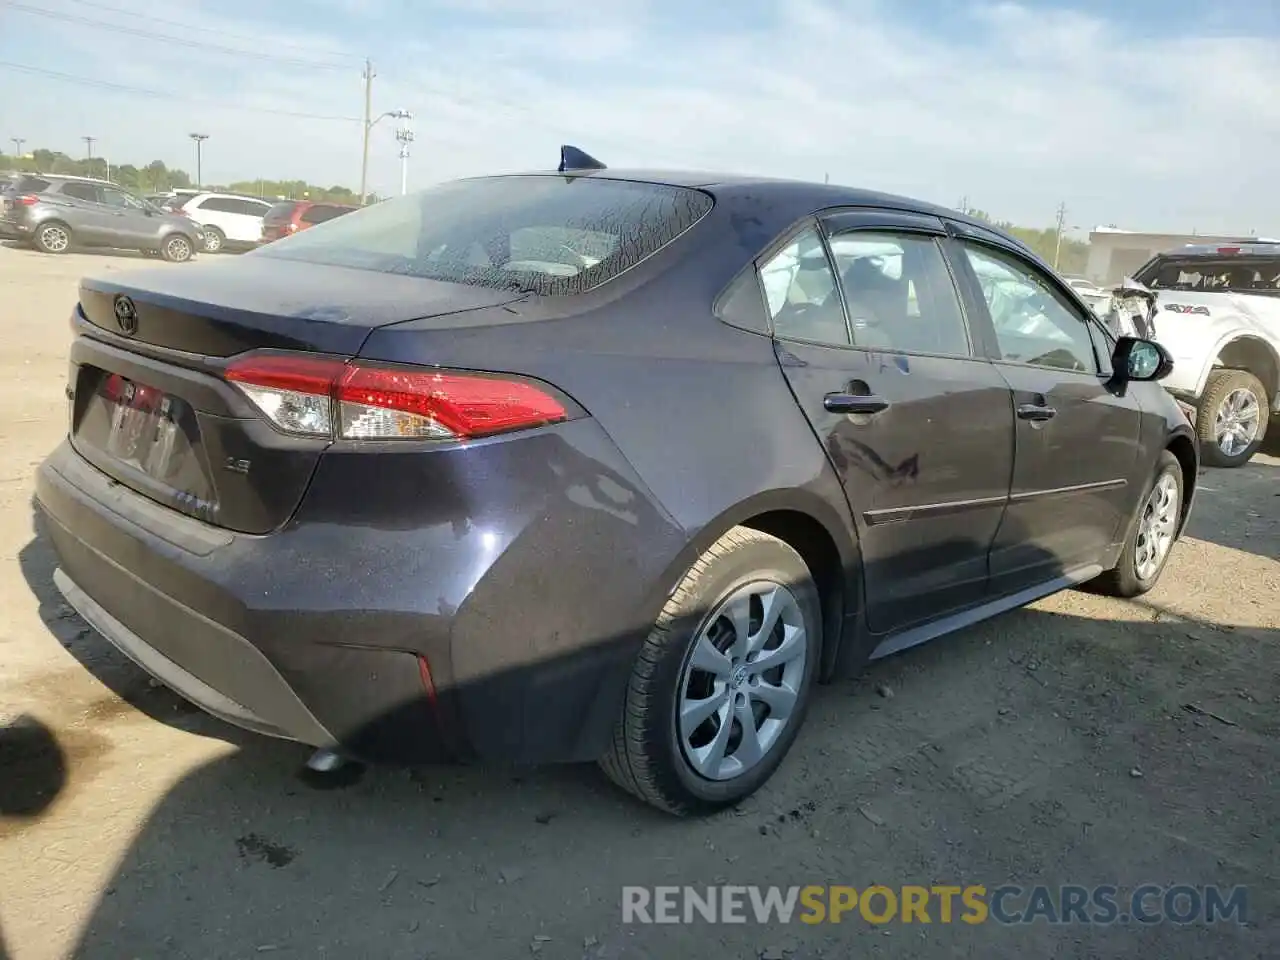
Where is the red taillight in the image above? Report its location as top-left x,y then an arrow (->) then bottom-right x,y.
224,352 -> 570,441
17,194 -> 39,206
1217,246 -> 1240,255
287,222 -> 299,233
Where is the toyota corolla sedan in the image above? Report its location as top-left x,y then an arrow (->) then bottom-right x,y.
35,147 -> 1197,816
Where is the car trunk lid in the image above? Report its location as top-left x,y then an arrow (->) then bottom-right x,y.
69,257 -> 522,533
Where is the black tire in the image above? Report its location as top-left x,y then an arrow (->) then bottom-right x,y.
33,221 -> 72,254
201,226 -> 225,253
1092,450 -> 1182,598
599,526 -> 822,816
1196,369 -> 1269,468
160,233 -> 195,263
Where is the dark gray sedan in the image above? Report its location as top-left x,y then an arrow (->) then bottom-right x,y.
34,147 -> 1198,816
2,174 -> 202,261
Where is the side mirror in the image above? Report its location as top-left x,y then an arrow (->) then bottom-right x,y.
1113,336 -> 1173,382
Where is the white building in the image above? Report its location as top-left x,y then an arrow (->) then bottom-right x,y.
1084,227 -> 1279,285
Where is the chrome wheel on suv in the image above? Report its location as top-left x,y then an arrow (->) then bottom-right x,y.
1215,388 -> 1261,458
1196,369 -> 1270,468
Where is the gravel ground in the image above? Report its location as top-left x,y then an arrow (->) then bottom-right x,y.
0,243 -> 1276,960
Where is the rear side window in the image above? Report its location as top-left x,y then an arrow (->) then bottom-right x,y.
265,202 -> 300,223
197,197 -> 241,214
59,182 -> 101,203
827,232 -> 971,356
255,175 -> 714,295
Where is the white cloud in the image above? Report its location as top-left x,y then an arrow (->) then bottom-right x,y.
2,0 -> 1278,233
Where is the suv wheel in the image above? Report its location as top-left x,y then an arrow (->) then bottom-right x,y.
599,526 -> 821,816
1197,369 -> 1269,468
201,226 -> 225,253
34,222 -> 72,254
161,234 -> 195,263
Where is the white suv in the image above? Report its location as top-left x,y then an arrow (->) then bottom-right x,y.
180,193 -> 274,253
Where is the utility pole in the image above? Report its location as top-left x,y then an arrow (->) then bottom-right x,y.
1053,201 -> 1067,270
189,133 -> 209,188
396,124 -> 414,196
958,195 -> 969,216
10,136 -> 24,158
359,58 -> 374,206
82,135 -> 96,160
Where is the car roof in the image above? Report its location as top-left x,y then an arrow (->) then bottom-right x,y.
38,173 -> 116,185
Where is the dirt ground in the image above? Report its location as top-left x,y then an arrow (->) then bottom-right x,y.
0,242 -> 1276,960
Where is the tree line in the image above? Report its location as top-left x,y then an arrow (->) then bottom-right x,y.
0,148 -> 364,204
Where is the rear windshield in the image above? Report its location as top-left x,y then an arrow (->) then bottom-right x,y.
253,175 -> 714,295
264,202 -> 300,222
1136,256 -> 1280,296
16,176 -> 51,193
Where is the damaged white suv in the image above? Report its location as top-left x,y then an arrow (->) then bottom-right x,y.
1120,243 -> 1280,467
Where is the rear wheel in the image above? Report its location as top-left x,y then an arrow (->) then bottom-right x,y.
599,527 -> 821,816
34,222 -> 72,254
1196,369 -> 1269,468
161,233 -> 195,263
1092,450 -> 1182,598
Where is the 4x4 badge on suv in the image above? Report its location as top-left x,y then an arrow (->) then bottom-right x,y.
113,294 -> 138,335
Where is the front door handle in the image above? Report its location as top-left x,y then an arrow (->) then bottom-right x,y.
824,392 -> 890,415
1017,403 -> 1057,422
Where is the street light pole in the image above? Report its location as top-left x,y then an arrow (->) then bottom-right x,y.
189,133 -> 209,189
10,137 -> 24,160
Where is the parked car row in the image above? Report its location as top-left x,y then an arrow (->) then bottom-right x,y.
1,173 -> 203,261
1,174 -> 357,259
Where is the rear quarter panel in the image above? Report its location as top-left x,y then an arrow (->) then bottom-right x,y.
357,198 -> 864,685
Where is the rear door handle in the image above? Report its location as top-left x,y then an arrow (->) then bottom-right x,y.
1017,403 -> 1057,422
824,392 -> 890,415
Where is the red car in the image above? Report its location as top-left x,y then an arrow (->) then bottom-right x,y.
260,200 -> 357,243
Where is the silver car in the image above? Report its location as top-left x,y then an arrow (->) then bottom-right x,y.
1,174 -> 203,262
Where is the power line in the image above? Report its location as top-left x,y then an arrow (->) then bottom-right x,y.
60,0 -> 364,61
1,0 -> 353,70
0,60 -> 363,122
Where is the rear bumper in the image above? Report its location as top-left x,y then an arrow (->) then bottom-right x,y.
35,420 -> 685,765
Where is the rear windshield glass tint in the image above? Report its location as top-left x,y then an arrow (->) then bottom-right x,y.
1137,256 -> 1280,295
17,176 -> 51,193
253,176 -> 713,295
264,202 -> 299,222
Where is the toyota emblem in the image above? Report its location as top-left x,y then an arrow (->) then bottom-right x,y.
113,294 -> 138,336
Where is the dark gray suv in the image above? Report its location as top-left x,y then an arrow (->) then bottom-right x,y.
1,175 -> 203,261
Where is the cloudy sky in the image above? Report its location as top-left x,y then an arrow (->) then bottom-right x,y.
1,0 -> 1277,234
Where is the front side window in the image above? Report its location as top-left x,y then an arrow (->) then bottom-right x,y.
758,226 -> 848,345
255,175 -> 713,296
962,243 -> 1097,373
828,231 -> 970,356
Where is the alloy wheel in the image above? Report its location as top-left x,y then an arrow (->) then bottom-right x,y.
167,237 -> 192,262
40,225 -> 69,252
1215,388 -> 1261,457
1134,471 -> 1179,581
676,581 -> 808,782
